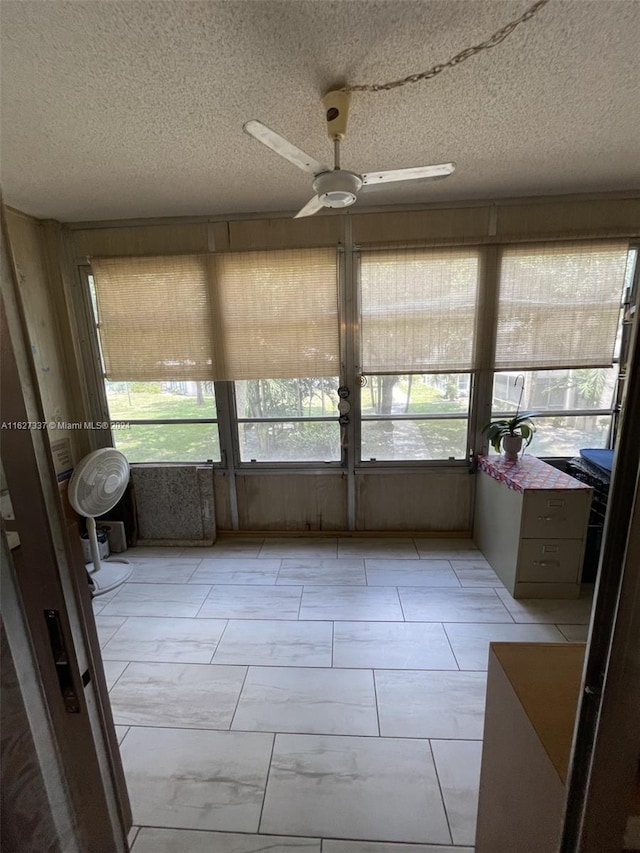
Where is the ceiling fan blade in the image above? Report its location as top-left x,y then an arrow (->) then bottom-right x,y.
361,163 -> 456,186
293,195 -> 325,219
243,120 -> 329,176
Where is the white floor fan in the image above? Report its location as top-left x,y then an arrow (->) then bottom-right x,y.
68,448 -> 132,596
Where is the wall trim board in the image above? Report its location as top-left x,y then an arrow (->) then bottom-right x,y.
494,197 -> 640,240
70,222 -> 211,259
210,529 -> 475,538
65,194 -> 640,259
62,189 -> 640,230
227,215 -> 343,251
352,198 -> 640,245
4,206 -> 44,224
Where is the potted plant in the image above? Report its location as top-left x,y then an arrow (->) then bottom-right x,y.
482,411 -> 536,461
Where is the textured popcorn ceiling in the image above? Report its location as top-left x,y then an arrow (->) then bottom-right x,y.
1,0 -> 639,222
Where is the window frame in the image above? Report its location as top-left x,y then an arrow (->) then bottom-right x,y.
78,240 -> 636,472
357,372 -> 474,466
488,244 -> 637,458
225,246 -> 346,468
83,260 -> 347,471
83,268 -> 224,465
354,248 -> 480,468
231,378 -> 344,467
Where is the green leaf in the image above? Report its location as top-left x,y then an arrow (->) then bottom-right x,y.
482,411 -> 537,453
519,424 -> 534,446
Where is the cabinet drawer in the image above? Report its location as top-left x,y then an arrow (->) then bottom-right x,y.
522,490 -> 591,539
519,539 -> 583,583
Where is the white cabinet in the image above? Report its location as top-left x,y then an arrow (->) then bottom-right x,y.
473,456 -> 592,599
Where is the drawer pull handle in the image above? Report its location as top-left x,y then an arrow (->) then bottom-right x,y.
537,515 -> 565,522
533,560 -> 559,567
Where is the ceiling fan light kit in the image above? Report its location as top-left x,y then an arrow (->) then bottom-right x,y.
313,170 -> 362,209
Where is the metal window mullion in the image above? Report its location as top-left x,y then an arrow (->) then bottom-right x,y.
612,245 -> 639,445
344,220 -> 358,530
235,465 -> 344,474
75,266 -> 113,451
360,368 -> 481,377
118,418 -> 219,425
471,246 -> 500,461
361,412 -> 469,422
491,409 -> 615,419
214,380 -> 240,529
236,416 -> 338,424
357,460 -> 468,470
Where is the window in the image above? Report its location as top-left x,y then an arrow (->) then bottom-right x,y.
359,248 -> 480,461
87,273 -> 221,463
494,242 -> 628,371
90,255 -> 215,381
220,249 -> 342,463
492,368 -> 617,457
213,249 -> 339,380
235,378 -> 341,463
104,380 -> 221,463
88,247 -> 340,464
85,238 -> 633,469
492,242 -> 631,456
361,373 -> 471,461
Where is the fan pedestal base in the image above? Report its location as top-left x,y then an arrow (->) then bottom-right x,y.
87,559 -> 132,596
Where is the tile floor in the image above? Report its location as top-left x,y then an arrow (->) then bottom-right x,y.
93,536 -> 592,853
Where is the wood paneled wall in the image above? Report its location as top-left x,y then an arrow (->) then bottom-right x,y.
67,195 -> 640,258
208,469 -> 472,532
4,209 -> 88,465
356,470 -> 473,531
351,197 -> 640,245
235,473 -> 347,531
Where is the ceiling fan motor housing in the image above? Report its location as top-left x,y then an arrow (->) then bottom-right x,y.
322,89 -> 351,141
313,170 -> 362,208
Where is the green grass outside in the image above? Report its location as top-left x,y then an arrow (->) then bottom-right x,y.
113,423 -> 220,463
107,388 -> 608,463
107,389 -> 219,462
107,389 -> 217,420
361,377 -> 469,416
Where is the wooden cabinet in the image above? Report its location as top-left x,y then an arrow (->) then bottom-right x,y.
475,643 -> 585,853
476,643 -> 640,853
473,456 -> 592,599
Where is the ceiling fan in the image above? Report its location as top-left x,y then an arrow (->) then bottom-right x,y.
243,90 -> 455,218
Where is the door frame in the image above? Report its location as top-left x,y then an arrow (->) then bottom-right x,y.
560,245 -> 640,852
1,204 -> 131,852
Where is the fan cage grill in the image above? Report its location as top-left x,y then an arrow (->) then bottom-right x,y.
68,449 -> 130,518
